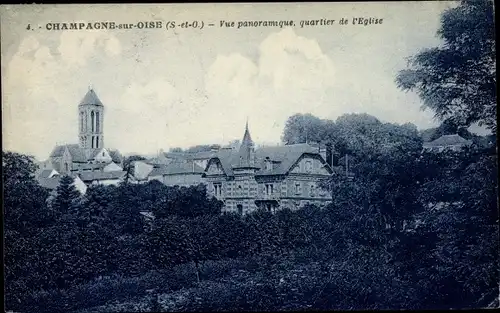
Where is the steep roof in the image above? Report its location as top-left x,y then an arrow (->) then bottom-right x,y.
108,150 -> 123,163
76,170 -> 126,182
37,177 -> 61,190
207,143 -> 328,177
71,162 -> 107,171
235,121 -> 257,168
423,134 -> 473,147
50,144 -> 88,162
79,89 -> 103,106
37,169 -> 58,179
254,144 -> 320,176
164,150 -> 217,160
149,161 -> 205,176
50,145 -> 123,163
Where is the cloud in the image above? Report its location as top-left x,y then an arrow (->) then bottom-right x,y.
2,29 -> 122,159
201,27 -> 337,145
58,23 -> 122,66
106,78 -> 181,154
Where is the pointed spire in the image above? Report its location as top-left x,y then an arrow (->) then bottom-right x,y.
236,120 -> 257,168
79,87 -> 103,106
241,118 -> 253,146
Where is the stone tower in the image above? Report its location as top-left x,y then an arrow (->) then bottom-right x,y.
78,88 -> 104,150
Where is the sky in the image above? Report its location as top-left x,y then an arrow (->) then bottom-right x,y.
2,2 -> 476,160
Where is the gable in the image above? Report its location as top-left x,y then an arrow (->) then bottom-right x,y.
104,162 -> 123,172
93,148 -> 112,162
62,146 -> 72,160
205,158 -> 225,176
289,154 -> 331,175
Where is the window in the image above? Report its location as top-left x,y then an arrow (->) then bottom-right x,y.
96,111 -> 100,132
295,182 -> 302,195
96,136 -> 99,148
80,112 -> 84,132
266,203 -> 272,212
65,163 -> 69,172
91,136 -> 95,149
309,183 -> 316,197
265,183 -> 274,196
237,204 -> 243,215
214,183 -> 222,197
265,157 -> 272,170
91,111 -> 95,132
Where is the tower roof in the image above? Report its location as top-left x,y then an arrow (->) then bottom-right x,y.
241,120 -> 253,146
235,121 -> 257,168
79,89 -> 103,106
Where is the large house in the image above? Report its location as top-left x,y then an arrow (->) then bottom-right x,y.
202,123 -> 333,214
423,134 -> 473,152
37,88 -> 125,189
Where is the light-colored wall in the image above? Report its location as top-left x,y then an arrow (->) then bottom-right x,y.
94,148 -> 113,163
73,177 -> 88,194
162,173 -> 205,187
79,104 -> 104,149
61,147 -> 73,174
91,178 -> 121,186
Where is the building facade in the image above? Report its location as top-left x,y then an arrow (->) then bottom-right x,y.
203,123 -> 332,214
40,88 -> 124,189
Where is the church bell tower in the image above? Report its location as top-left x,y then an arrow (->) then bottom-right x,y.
78,87 -> 104,150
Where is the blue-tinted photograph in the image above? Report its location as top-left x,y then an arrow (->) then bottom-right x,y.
2,1 -> 497,312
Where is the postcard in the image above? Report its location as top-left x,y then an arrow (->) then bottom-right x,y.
2,2 -> 497,312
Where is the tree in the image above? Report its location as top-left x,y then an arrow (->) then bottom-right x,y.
396,0 -> 496,131
169,147 -> 183,152
282,113 -> 328,145
3,151 -> 51,231
122,155 -> 146,184
152,184 -> 223,219
51,175 -> 81,214
185,144 -> 216,153
3,151 -> 51,308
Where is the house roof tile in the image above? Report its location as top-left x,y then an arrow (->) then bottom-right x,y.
76,171 -> 126,182
207,143 -> 329,177
149,161 -> 205,176
423,134 -> 473,147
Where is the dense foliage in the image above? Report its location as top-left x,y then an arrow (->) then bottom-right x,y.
3,137 -> 498,312
396,0 -> 496,132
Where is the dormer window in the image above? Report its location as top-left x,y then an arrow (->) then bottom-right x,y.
305,160 -> 313,173
265,157 -> 272,170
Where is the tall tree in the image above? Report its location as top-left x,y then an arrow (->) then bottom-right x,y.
282,113 -> 328,145
396,0 -> 496,131
51,175 -> 81,214
3,151 -> 51,231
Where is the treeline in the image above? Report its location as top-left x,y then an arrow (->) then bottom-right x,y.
3,138 -> 498,311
